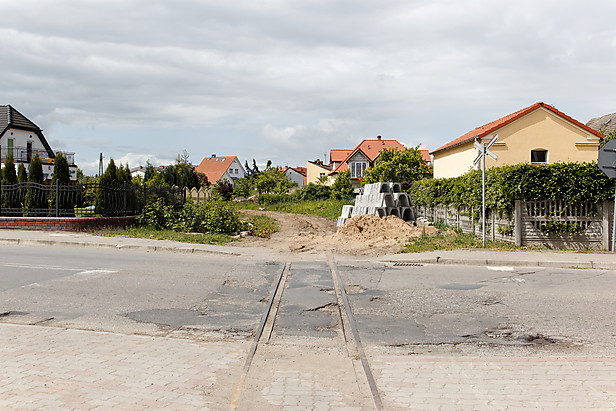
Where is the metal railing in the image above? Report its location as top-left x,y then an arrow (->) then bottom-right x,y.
0,147 -> 75,165
0,182 -> 186,217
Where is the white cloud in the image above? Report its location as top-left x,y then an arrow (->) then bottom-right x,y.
0,0 -> 615,175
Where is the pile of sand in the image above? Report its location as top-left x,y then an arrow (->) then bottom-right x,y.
333,214 -> 440,246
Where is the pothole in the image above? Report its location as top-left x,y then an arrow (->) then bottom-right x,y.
482,328 -> 560,345
303,303 -> 337,312
0,311 -> 29,318
345,285 -> 365,294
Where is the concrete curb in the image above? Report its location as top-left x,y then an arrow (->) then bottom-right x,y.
0,237 -> 241,256
1,235 -> 613,269
382,257 -> 616,270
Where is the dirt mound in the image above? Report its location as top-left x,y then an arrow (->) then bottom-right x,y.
334,215 -> 440,247
235,210 -> 442,256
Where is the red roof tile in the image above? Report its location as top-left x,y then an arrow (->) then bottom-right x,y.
419,150 -> 431,163
330,138 -> 405,174
431,102 -> 603,155
330,149 -> 353,163
195,155 -> 238,183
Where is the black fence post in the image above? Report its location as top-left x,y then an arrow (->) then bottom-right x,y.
123,182 -> 127,216
55,181 -> 59,217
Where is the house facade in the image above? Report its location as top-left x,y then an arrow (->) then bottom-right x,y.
431,102 -> 604,179
328,136 -> 406,188
283,166 -> 306,187
0,105 -> 77,181
195,154 -> 245,185
306,160 -> 332,185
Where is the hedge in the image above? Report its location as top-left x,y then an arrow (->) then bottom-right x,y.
410,162 -> 613,213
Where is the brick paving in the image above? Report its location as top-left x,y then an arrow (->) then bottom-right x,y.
0,323 -> 243,410
373,355 -> 616,410
261,370 -> 360,411
2,322 -> 616,409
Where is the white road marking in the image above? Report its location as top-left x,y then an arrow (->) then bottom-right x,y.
486,266 -> 515,272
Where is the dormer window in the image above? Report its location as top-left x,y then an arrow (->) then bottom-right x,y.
531,149 -> 548,164
350,161 -> 367,178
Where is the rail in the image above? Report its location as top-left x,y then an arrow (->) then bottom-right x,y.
230,258 -> 383,410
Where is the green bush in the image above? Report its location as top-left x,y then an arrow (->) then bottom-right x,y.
137,198 -> 176,230
258,193 -> 291,205
331,170 -> 354,199
201,200 -> 243,235
175,200 -> 242,235
292,183 -> 330,201
411,162 -> 613,213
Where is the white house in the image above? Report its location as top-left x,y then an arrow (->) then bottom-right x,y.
283,166 -> 306,187
0,105 -> 77,181
195,154 -> 246,184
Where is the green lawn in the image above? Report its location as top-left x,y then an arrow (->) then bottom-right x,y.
234,199 -> 352,220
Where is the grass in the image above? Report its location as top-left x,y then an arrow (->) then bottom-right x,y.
235,199 -> 352,220
92,213 -> 279,244
241,213 -> 279,238
94,226 -> 236,245
401,229 -> 519,253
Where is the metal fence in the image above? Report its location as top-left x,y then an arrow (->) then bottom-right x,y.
0,182 -> 186,217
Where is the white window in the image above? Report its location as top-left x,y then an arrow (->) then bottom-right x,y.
350,162 -> 367,178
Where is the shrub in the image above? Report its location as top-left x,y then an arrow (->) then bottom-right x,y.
331,170 -> 354,199
292,183 -> 330,201
174,200 -> 243,235
216,180 -> 234,201
258,193 -> 291,205
137,198 -> 176,230
411,162 -> 613,213
200,200 -> 243,235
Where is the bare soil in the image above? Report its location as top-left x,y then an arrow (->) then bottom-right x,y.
236,210 -> 440,256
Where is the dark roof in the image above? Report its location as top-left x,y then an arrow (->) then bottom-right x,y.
0,105 -> 55,157
587,112 -> 616,136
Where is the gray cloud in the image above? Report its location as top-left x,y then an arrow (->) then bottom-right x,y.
1,0 -> 615,175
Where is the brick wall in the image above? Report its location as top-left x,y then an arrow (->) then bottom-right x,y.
0,216 -> 136,231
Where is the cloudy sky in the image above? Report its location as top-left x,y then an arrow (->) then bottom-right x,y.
2,0 -> 615,175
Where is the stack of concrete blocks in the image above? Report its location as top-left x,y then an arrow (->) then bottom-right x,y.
337,182 -> 415,227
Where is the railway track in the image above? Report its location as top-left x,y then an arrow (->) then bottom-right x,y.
230,256 -> 383,410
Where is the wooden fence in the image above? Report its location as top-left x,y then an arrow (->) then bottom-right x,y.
415,200 -> 614,251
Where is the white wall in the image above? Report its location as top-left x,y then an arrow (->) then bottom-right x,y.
285,169 -> 305,186
0,128 -> 52,162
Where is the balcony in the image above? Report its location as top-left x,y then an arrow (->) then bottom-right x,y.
0,146 -> 75,165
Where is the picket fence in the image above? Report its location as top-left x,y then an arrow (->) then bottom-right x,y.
185,187 -> 216,203
415,199 -> 615,251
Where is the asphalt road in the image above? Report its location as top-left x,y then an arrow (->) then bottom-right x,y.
2,245 -> 615,355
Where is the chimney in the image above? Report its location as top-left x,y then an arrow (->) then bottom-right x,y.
211,154 -> 216,158
377,135 -> 382,141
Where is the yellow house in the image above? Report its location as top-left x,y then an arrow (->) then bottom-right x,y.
306,159 -> 332,185
431,102 -> 604,179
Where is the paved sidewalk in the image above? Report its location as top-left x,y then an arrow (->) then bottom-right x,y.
373,355 -> 616,410
0,324 -> 245,410
1,229 -> 615,269
378,248 -> 616,270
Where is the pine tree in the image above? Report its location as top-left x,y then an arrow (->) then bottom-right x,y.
50,152 -> 73,215
1,153 -> 18,210
17,163 -> 27,183
24,154 -> 45,213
